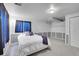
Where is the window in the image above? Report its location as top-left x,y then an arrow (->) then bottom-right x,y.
15,20 -> 31,32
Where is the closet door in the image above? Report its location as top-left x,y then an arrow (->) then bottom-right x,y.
70,17 -> 79,47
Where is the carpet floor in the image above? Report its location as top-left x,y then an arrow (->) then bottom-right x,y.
31,39 -> 79,56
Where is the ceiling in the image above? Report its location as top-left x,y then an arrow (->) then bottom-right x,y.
4,3 -> 79,22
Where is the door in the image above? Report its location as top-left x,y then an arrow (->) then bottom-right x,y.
70,16 -> 79,47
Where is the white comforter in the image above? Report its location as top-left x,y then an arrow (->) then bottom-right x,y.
18,34 -> 43,45
3,34 -> 49,56
3,42 -> 48,56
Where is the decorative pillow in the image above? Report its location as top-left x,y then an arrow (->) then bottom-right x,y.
42,36 -> 48,45
29,32 -> 34,36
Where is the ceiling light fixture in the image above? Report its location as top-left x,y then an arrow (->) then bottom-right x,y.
47,5 -> 56,14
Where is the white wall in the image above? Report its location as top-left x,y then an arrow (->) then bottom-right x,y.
32,20 -> 51,33
51,21 -> 65,33
9,15 -> 51,34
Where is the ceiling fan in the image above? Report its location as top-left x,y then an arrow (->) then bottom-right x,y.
53,17 -> 65,22
14,3 -> 22,6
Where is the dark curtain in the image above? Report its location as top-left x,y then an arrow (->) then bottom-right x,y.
0,3 -> 9,55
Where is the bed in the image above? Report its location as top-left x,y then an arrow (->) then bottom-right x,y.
3,32 -> 51,56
